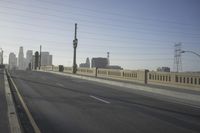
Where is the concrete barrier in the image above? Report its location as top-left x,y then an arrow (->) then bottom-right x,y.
52,66 -> 59,72
77,67 -> 96,76
40,65 -> 53,71
63,67 -> 73,73
41,65 -> 200,91
97,69 -> 148,84
148,71 -> 200,91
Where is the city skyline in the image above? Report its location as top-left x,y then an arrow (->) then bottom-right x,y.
8,46 -> 52,70
0,0 -> 200,71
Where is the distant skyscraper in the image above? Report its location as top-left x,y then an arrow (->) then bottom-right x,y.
41,52 -> 53,66
86,57 -> 90,67
18,46 -> 25,70
91,57 -> 108,68
26,50 -> 33,63
49,55 -> 53,65
9,52 -> 17,70
26,50 -> 33,69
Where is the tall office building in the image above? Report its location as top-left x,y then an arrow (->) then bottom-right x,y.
41,52 -> 53,66
86,57 -> 90,67
18,46 -> 25,70
49,55 -> 53,65
9,52 -> 17,70
26,50 -> 33,63
91,57 -> 108,68
26,50 -> 33,69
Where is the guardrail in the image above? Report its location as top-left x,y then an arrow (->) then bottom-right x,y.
40,65 -> 200,90
97,69 -> 148,84
148,71 -> 200,90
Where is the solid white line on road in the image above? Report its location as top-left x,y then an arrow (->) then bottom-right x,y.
56,83 -> 64,87
90,95 -> 110,104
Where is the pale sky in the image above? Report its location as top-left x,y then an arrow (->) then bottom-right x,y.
0,0 -> 200,71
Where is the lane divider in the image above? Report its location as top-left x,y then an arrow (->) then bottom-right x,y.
4,70 -> 22,133
47,71 -> 200,108
90,95 -> 110,104
56,83 -> 64,87
7,70 -> 41,133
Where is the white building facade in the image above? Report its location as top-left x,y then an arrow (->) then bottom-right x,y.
9,52 -> 17,70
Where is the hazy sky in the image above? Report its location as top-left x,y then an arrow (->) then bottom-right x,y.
0,0 -> 200,71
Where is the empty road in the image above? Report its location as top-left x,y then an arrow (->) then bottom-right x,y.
9,70 -> 200,133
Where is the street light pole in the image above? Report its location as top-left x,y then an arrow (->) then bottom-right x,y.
39,45 -> 42,70
181,50 -> 200,58
73,23 -> 78,74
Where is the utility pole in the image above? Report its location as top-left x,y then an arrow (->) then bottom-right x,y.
73,23 -> 78,74
173,43 -> 182,72
181,50 -> 200,58
39,45 -> 42,70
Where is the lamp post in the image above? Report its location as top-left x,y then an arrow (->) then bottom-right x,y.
181,50 -> 200,58
73,23 -> 78,74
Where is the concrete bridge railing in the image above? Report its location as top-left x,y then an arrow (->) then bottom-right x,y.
40,65 -> 200,91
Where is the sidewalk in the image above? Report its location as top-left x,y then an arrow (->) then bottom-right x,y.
0,69 -> 10,133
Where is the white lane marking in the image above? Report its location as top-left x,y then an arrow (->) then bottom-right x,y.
56,83 -> 64,87
90,95 -> 110,104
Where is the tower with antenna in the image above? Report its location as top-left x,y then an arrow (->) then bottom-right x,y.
173,43 -> 182,72
107,52 -> 110,66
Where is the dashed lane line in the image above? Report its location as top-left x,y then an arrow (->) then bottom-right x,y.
90,95 -> 110,104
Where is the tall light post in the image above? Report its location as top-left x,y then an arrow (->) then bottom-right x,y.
181,50 -> 200,58
0,48 -> 3,65
73,23 -> 78,74
39,45 -> 42,70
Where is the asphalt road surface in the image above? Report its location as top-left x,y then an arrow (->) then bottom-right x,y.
10,70 -> 200,133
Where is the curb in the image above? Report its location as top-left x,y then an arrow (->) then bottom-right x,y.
4,70 -> 22,133
7,70 -> 41,133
